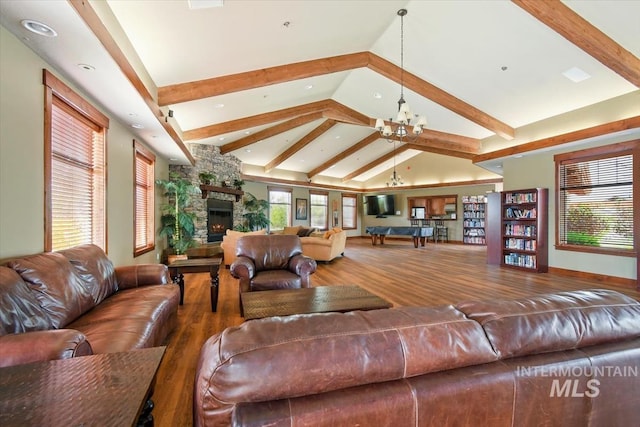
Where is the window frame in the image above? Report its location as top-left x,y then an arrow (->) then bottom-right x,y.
267,187 -> 292,231
341,193 -> 358,230
309,190 -> 328,231
43,69 -> 109,252
133,140 -> 155,257
554,140 -> 638,257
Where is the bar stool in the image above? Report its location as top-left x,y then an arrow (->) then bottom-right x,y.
434,219 -> 448,243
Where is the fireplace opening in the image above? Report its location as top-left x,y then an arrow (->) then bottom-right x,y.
207,199 -> 233,243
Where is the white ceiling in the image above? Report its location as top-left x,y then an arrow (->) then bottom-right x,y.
1,0 -> 638,188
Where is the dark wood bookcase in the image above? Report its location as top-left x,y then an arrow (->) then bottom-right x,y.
486,188 -> 548,272
462,195 -> 486,245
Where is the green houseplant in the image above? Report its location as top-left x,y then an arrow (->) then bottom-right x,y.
156,172 -> 201,257
198,172 -> 216,185
235,192 -> 270,231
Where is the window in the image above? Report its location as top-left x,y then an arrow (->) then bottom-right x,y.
342,193 -> 357,230
134,141 -> 155,256
555,141 -> 637,255
310,191 -> 328,230
44,70 -> 109,252
268,187 -> 292,231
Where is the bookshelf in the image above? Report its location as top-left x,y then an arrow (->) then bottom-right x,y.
462,195 -> 486,245
500,188 -> 548,272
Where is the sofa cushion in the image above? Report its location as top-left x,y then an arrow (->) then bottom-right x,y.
296,227 -> 315,237
59,244 -> 118,304
282,226 -> 302,235
0,266 -> 52,335
456,289 -> 640,359
196,305 -> 497,405
8,252 -> 95,328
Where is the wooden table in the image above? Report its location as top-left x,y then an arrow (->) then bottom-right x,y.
241,285 -> 392,320
0,346 -> 165,427
168,257 -> 222,311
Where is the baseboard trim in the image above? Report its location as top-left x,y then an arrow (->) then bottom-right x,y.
548,266 -> 638,289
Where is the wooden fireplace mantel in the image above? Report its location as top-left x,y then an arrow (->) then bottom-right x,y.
200,185 -> 244,202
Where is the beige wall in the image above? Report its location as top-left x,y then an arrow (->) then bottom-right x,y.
0,26 -> 166,266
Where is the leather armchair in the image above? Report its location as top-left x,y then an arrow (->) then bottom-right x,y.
230,235 -> 317,315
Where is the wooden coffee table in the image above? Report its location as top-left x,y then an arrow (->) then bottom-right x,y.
0,346 -> 165,427
168,257 -> 222,312
241,285 -> 392,320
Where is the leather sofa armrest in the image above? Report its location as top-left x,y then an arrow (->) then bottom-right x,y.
0,329 -> 93,368
115,264 -> 171,289
230,256 -> 256,280
288,254 -> 317,282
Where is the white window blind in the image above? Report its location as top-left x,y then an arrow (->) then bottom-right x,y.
342,194 -> 357,229
310,192 -> 328,230
558,151 -> 633,252
134,141 -> 155,256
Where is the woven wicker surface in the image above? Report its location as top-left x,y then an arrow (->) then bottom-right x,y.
241,285 -> 392,320
0,346 -> 165,427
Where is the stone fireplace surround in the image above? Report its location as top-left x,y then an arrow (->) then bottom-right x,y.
169,144 -> 244,244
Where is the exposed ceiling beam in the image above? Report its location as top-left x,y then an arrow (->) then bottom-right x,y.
406,143 -> 476,160
342,145 -> 411,183
183,99 -> 333,141
159,52 -> 514,139
68,0 -> 195,164
473,116 -> 640,163
158,52 -> 370,105
513,0 -> 640,88
307,132 -> 380,178
367,53 -> 515,140
219,112 -> 323,154
264,120 -> 337,173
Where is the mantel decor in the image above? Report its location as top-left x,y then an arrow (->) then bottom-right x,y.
200,184 -> 244,202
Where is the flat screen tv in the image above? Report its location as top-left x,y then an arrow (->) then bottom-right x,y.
365,195 -> 395,216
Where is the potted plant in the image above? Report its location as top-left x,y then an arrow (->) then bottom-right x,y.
233,178 -> 245,190
198,172 -> 216,185
156,172 -> 201,262
239,192 -> 270,231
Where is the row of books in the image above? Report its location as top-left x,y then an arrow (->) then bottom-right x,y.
504,253 -> 537,268
462,195 -> 487,203
504,224 -> 536,237
504,207 -> 537,219
504,192 -> 537,204
464,229 -> 486,236
464,219 -> 485,227
464,236 -> 486,244
504,238 -> 536,251
463,203 -> 486,211
463,211 -> 485,219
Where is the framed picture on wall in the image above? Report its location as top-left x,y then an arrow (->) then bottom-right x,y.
295,198 -> 308,220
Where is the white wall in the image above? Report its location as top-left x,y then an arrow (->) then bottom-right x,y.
0,25 -> 166,266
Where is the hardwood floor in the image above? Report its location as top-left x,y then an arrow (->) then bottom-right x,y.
152,237 -> 639,427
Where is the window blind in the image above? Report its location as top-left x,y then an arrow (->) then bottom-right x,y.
134,142 -> 155,256
50,96 -> 105,251
342,194 -> 357,229
558,153 -> 633,251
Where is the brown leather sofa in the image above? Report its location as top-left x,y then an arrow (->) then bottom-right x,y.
194,289 -> 640,426
0,244 -> 179,367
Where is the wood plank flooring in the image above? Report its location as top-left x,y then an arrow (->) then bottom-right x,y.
152,237 -> 639,427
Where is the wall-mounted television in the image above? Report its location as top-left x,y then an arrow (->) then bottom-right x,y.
364,195 -> 396,216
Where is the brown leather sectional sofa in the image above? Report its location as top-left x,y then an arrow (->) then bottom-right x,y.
0,244 -> 179,367
194,289 -> 640,426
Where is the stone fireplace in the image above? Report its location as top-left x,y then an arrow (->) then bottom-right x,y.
169,143 -> 244,244
207,199 -> 233,242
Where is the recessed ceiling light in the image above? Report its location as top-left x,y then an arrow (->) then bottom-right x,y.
373,92 -> 382,99
245,149 -> 251,153
78,63 -> 95,71
214,103 -> 224,108
169,158 -> 177,161
244,131 -> 251,135
562,67 -> 591,83
131,123 -> 144,129
21,19 -> 57,37
304,84 -> 313,90
335,135 -> 341,139
218,137 -> 225,141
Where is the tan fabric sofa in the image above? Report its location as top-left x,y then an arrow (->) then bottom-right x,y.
220,229 -> 267,267
300,227 -> 346,262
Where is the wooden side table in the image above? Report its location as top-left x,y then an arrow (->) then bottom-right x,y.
168,258 -> 222,312
0,346 -> 165,427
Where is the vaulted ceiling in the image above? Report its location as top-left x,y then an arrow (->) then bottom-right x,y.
1,0 -> 638,190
